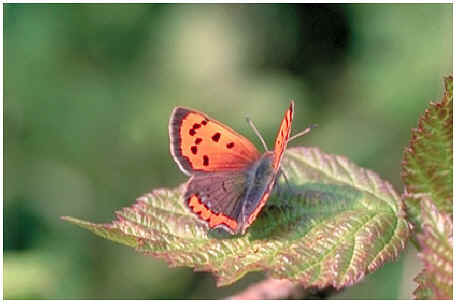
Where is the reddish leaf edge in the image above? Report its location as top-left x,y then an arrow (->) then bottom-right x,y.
401,75 -> 453,228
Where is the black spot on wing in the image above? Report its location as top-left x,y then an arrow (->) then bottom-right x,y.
212,132 -> 221,142
203,155 -> 209,166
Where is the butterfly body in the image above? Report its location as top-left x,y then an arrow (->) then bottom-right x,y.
169,102 -> 294,235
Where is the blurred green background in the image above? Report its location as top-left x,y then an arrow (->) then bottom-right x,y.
4,3 -> 452,299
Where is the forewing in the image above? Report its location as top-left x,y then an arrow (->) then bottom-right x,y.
242,101 -> 294,233
184,171 -> 248,234
169,107 -> 261,175
272,101 -> 294,169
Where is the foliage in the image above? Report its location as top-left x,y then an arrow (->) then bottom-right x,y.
402,75 -> 453,229
401,75 -> 453,300
413,199 -> 452,299
64,147 -> 409,288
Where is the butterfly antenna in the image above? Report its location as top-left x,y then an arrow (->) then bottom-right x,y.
289,123 -> 318,142
246,117 -> 269,152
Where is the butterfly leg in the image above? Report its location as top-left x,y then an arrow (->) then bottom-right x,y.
266,168 -> 291,207
265,175 -> 294,213
272,168 -> 297,209
279,167 -> 291,193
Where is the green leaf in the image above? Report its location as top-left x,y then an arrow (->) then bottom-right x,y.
413,198 -> 452,299
63,147 -> 409,288
402,75 -> 453,228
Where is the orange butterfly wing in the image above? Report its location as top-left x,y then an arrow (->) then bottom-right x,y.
273,100 -> 294,169
246,100 -> 294,228
169,107 -> 261,175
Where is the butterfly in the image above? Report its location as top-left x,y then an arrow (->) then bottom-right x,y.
169,100 -> 311,235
